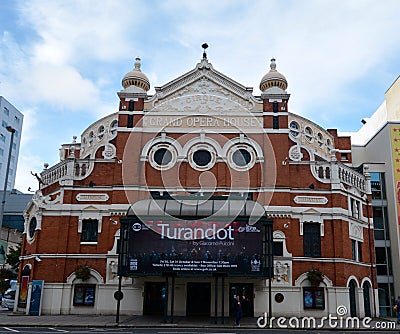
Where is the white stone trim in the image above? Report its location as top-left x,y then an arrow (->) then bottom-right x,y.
76,193 -> 109,202
349,221 -> 364,242
294,196 -> 328,205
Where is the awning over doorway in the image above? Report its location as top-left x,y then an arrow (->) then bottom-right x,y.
126,197 -> 266,221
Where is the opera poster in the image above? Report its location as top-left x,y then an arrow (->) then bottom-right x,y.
18,275 -> 29,307
126,219 -> 265,276
29,280 -> 44,316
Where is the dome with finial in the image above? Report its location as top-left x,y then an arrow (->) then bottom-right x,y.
122,57 -> 150,91
259,58 -> 288,93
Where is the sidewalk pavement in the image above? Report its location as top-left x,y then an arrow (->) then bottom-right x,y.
0,309 -> 399,330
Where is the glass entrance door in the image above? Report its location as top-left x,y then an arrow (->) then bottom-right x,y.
186,282 -> 211,316
143,282 -> 164,315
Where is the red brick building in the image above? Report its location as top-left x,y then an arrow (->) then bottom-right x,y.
20,52 -> 376,318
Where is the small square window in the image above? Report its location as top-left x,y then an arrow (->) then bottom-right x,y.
341,153 -> 348,161
81,220 -> 98,242
2,121 -> 7,128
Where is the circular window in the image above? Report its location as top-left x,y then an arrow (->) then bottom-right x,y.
227,145 -> 256,171
232,149 -> 251,166
110,120 -> 118,135
326,138 -> 332,148
29,217 -> 37,240
88,131 -> 94,145
317,133 -> 324,147
193,150 -> 212,167
149,144 -> 176,170
188,145 -> 216,171
154,148 -> 172,166
304,126 -> 313,142
289,121 -> 300,138
275,293 -> 284,303
97,125 -> 105,140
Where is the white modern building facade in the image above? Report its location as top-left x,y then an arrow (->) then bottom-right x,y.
0,96 -> 23,190
351,76 -> 400,316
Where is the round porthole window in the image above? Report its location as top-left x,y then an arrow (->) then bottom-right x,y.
154,148 -> 172,166
97,125 -> 105,141
317,133 -> 324,147
232,149 -> 251,167
304,126 -> 313,142
227,145 -> 255,171
193,150 -> 212,167
29,217 -> 37,240
88,131 -> 94,145
289,121 -> 300,138
188,145 -> 216,171
149,144 -> 176,170
110,120 -> 118,135
275,293 -> 284,303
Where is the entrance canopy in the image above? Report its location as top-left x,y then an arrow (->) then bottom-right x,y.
126,197 -> 267,221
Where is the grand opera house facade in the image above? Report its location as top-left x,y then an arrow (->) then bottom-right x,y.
18,49 -> 377,319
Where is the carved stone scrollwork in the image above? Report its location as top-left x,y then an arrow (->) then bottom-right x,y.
274,261 -> 289,283
289,145 -> 303,161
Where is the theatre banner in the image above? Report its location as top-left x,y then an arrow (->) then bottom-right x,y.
125,219 -> 266,277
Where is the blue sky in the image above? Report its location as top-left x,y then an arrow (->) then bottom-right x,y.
1,0 -> 400,192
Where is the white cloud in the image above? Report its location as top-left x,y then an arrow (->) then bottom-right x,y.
19,0 -> 148,65
26,64 -> 100,109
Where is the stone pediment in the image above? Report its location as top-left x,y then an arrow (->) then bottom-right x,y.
302,208 -> 321,215
148,59 -> 261,114
82,205 -> 99,211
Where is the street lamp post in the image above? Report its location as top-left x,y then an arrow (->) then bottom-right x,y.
0,126 -> 16,262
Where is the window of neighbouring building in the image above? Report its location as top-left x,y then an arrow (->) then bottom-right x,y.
4,107 -> 9,116
73,284 -> 95,306
373,206 -> 390,240
303,223 -> 321,257
81,220 -> 98,243
370,172 -> 386,200
375,247 -> 393,275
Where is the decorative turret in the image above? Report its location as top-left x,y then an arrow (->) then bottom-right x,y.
259,58 -> 288,93
121,57 -> 150,92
